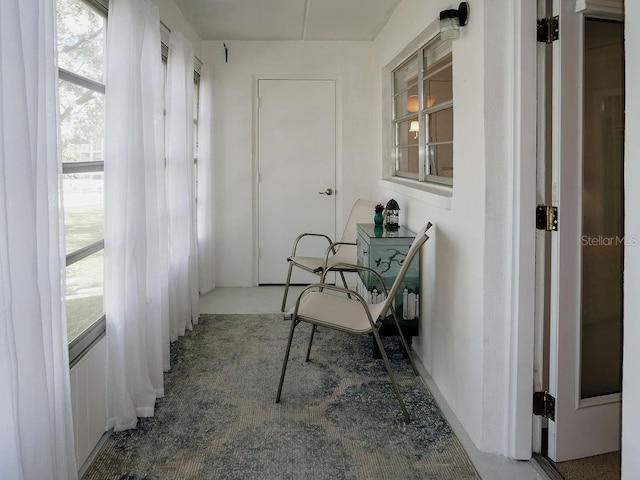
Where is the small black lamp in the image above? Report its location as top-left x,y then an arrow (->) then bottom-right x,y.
439,2 -> 470,40
385,199 -> 400,228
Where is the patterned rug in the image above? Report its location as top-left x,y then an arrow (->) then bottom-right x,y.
83,314 -> 480,480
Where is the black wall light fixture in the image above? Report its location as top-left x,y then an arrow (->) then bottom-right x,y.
439,2 -> 470,40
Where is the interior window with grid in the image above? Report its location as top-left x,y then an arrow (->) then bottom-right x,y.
392,36 -> 453,186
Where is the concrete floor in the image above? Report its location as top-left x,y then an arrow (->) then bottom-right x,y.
199,287 -> 548,480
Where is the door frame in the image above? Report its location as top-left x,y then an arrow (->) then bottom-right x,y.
532,0 -> 554,458
532,0 -> 625,462
507,0 -> 539,460
251,74 -> 343,286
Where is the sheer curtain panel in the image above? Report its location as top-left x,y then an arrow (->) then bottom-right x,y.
197,64 -> 215,294
166,31 -> 200,340
0,0 -> 77,478
104,0 -> 167,431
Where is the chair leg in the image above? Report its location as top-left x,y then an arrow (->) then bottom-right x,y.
305,324 -> 317,362
371,328 -> 411,423
390,311 -> 419,376
276,317 -> 298,403
281,262 -> 295,312
338,270 -> 349,288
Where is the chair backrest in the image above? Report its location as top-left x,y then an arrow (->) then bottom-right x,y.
379,222 -> 433,315
339,199 -> 379,243
331,199 -> 379,261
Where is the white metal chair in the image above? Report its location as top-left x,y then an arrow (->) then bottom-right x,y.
276,222 -> 433,423
280,199 -> 379,312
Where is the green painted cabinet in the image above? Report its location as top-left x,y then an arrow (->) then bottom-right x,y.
356,224 -> 420,328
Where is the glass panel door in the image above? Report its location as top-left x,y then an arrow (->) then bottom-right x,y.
580,18 -> 624,400
545,2 -> 623,460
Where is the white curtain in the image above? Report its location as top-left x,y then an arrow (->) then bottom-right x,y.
104,0 -> 168,431
0,0 -> 77,478
166,31 -> 200,340
197,64 -> 215,294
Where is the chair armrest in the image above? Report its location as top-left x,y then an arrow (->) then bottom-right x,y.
289,233 -> 334,257
321,263 -> 389,297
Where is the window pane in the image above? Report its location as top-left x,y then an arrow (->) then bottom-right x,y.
63,173 -> 104,254
427,108 -> 453,143
424,39 -> 452,74
396,146 -> 420,176
66,250 -> 104,343
193,80 -> 200,121
394,86 -> 420,119
423,60 -> 452,109
193,80 -> 200,157
393,55 -> 419,95
59,80 -> 104,163
56,0 -> 105,82
396,118 -> 420,147
428,144 -> 453,178
580,18 -> 624,399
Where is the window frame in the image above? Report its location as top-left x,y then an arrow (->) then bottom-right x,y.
392,54 -> 420,181
57,0 -> 108,365
193,70 -> 200,165
391,35 -> 453,187
162,47 -> 201,200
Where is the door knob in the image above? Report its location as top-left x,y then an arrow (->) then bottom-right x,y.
318,188 -> 334,195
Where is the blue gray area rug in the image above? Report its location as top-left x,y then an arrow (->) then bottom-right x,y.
82,314 -> 480,480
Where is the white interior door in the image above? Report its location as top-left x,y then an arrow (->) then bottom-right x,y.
547,0 -> 623,462
257,79 -> 336,284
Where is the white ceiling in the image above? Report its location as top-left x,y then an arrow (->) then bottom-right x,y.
173,0 -> 403,41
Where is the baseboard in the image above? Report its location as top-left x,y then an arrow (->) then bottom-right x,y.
531,454 -> 565,480
412,352 -> 546,480
78,430 -> 111,479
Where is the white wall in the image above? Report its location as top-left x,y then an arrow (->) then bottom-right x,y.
202,40 -> 376,286
372,0 -> 516,454
152,0 -> 202,59
623,2 -> 640,477
70,338 -> 107,469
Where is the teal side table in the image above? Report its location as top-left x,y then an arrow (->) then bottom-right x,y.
355,224 -> 420,355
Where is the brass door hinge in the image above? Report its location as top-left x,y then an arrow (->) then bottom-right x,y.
533,391 -> 556,421
536,205 -> 558,231
537,16 -> 559,44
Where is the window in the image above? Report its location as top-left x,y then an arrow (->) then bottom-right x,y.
193,72 -> 200,159
56,0 -> 107,352
160,48 -> 201,190
193,73 -> 200,206
392,36 -> 453,186
57,3 -> 200,361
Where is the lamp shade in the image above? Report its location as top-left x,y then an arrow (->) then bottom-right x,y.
407,95 -> 419,113
439,16 -> 460,40
439,2 -> 469,40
